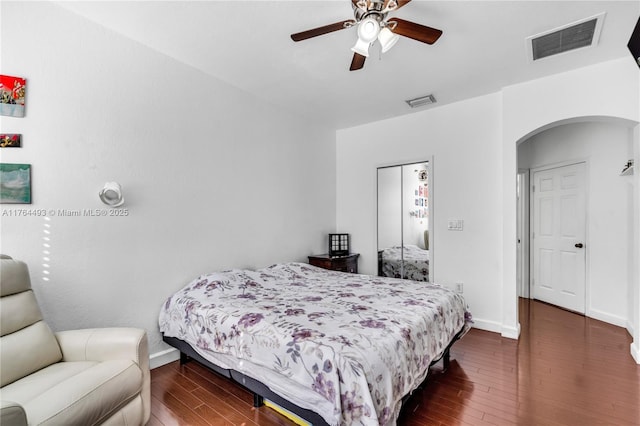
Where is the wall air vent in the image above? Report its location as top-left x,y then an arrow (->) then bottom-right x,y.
527,13 -> 606,61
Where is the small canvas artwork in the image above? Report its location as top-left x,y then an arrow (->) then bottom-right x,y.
0,163 -> 31,204
0,134 -> 21,148
0,75 -> 26,117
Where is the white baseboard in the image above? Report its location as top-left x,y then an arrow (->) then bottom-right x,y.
631,342 -> 640,364
501,322 -> 521,340
470,318 -> 519,339
150,347 -> 180,369
587,308 -> 627,329
470,318 -> 502,333
626,320 -> 635,338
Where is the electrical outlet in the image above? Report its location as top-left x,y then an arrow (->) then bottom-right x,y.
455,282 -> 464,293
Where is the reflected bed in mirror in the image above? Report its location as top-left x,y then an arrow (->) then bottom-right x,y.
379,231 -> 429,281
377,161 -> 432,281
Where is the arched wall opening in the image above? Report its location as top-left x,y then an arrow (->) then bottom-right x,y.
499,57 -> 639,361
506,115 -> 640,362
518,116 -> 636,320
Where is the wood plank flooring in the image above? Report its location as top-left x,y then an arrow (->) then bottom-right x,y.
150,299 -> 640,425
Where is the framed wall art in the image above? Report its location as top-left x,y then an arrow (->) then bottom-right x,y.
0,75 -> 26,117
0,134 -> 21,148
0,163 -> 31,204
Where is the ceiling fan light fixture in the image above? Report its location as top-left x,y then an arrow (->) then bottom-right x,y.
357,17 -> 381,43
351,17 -> 381,58
351,38 -> 372,57
378,27 -> 400,53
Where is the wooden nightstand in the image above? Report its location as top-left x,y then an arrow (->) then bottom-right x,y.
308,253 -> 359,274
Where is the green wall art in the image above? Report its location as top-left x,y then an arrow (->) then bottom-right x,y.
0,163 -> 31,204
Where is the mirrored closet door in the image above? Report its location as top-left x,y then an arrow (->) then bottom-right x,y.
377,161 -> 431,282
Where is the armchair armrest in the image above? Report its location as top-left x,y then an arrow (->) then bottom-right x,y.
55,327 -> 148,366
55,327 -> 151,423
1,400 -> 27,426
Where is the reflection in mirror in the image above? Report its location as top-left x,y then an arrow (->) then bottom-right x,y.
377,161 -> 430,282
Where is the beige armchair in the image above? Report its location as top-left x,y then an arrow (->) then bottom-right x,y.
0,255 -> 150,425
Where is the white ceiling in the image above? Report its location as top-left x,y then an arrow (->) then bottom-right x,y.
56,1 -> 639,130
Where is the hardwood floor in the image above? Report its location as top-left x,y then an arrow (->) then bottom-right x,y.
150,299 -> 640,425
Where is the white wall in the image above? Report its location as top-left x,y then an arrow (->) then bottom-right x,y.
337,93 -> 505,333
518,121 -> 634,327
0,2 -> 337,357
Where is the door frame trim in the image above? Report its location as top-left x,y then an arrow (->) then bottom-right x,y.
529,158 -> 590,314
517,169 -> 530,299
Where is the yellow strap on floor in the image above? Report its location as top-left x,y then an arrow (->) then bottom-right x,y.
263,399 -> 312,426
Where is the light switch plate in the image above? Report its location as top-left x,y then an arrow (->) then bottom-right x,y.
448,219 -> 464,231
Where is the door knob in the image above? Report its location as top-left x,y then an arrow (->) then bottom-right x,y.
575,243 -> 584,248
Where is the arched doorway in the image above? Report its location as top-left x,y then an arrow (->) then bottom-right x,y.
517,119 -> 635,323
508,115 -> 640,363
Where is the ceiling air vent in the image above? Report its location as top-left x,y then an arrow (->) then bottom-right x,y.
527,13 -> 605,61
405,94 -> 436,108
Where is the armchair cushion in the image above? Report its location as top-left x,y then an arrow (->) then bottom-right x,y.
1,359 -> 142,425
1,322 -> 62,387
0,258 -> 62,387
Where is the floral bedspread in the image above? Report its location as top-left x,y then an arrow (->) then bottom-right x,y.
381,245 -> 430,281
159,262 -> 470,426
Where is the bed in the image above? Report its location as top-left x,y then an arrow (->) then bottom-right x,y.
379,244 -> 430,281
159,262 -> 471,426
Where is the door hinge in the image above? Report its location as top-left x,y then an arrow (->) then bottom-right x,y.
532,185 -> 535,192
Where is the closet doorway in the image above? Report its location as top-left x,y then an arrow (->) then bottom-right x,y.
377,160 -> 432,282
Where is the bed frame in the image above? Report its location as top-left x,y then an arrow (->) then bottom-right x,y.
162,325 -> 466,425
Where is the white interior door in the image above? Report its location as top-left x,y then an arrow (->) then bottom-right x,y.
531,162 -> 586,313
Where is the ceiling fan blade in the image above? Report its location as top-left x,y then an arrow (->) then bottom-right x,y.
350,53 -> 366,71
390,17 -> 443,44
291,19 -> 355,42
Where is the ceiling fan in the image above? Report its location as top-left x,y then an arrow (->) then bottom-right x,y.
290,0 -> 443,71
